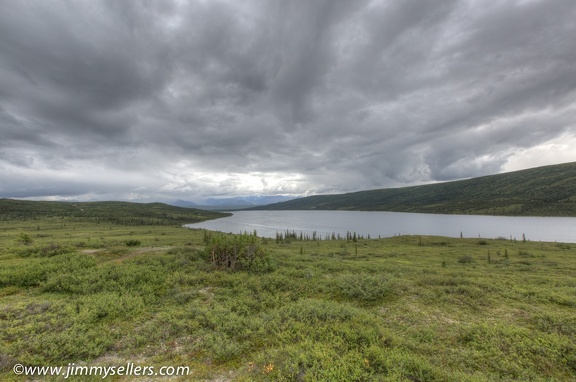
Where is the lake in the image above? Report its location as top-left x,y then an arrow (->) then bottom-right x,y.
185,210 -> 576,243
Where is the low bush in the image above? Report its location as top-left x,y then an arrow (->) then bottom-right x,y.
17,243 -> 73,258
0,254 -> 97,288
205,232 -> 276,272
335,273 -> 394,303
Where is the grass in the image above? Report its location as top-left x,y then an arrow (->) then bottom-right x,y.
0,211 -> 575,380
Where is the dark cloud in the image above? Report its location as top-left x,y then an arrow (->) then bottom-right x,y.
1,0 -> 575,201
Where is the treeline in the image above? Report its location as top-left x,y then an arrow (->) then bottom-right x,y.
201,228 -> 370,245
275,229 -> 368,243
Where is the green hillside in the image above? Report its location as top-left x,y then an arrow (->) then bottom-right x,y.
0,199 -> 230,225
252,162 -> 576,216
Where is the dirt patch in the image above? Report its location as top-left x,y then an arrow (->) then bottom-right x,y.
80,249 -> 100,254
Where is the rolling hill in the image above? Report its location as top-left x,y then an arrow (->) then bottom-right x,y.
250,162 -> 576,216
0,199 -> 230,225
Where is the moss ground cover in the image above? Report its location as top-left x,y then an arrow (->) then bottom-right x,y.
0,216 -> 575,381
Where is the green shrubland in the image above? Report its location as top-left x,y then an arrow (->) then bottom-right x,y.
0,210 -> 575,381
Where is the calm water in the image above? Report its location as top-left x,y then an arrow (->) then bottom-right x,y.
185,210 -> 576,243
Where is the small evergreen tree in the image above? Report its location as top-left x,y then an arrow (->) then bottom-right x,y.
205,232 -> 274,272
17,231 -> 33,245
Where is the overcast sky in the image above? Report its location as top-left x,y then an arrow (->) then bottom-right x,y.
1,0 -> 576,202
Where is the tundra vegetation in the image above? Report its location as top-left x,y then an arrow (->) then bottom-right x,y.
0,201 -> 575,381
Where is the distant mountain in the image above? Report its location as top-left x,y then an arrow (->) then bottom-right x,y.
203,198 -> 253,207
249,162 -> 576,217
171,200 -> 200,208
171,195 -> 295,210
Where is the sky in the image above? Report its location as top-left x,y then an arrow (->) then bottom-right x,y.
1,0 -> 576,202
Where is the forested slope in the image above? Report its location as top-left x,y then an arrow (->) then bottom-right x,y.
0,199 -> 230,225
252,162 -> 576,216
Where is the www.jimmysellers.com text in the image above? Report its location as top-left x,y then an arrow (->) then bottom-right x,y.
13,362 -> 190,379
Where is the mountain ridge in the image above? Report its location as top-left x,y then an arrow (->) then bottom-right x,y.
170,195 -> 295,210
248,162 -> 576,217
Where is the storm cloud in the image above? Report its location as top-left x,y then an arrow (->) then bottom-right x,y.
1,0 -> 575,201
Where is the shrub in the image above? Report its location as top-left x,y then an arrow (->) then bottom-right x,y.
0,254 -> 97,288
166,246 -> 203,261
16,231 -> 33,245
203,333 -> 244,362
0,353 -> 17,372
17,243 -> 73,258
336,273 -> 394,303
205,232 -> 275,272
518,250 -> 533,258
125,239 -> 141,247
